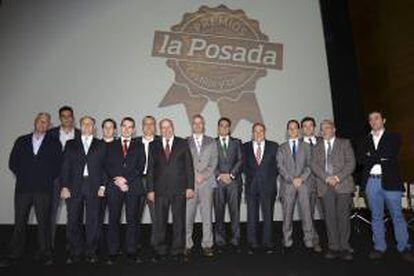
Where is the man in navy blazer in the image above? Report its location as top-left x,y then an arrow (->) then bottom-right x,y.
243,122 -> 279,254
105,117 -> 146,265
0,113 -> 61,267
60,116 -> 107,264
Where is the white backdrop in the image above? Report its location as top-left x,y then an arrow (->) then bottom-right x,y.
0,0 -> 332,224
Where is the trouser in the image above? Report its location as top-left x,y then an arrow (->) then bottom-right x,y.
280,183 -> 313,247
153,194 -> 186,256
365,176 -> 410,252
321,187 -> 352,251
9,192 -> 51,259
66,180 -> 100,257
50,179 -> 67,251
309,187 -> 322,246
186,183 -> 213,249
246,191 -> 276,248
213,183 -> 241,247
137,176 -> 155,247
107,188 -> 144,256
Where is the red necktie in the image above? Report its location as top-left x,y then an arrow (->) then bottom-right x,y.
164,139 -> 171,160
123,139 -> 129,157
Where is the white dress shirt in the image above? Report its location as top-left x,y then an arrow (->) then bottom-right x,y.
59,127 -> 75,150
253,140 -> 265,161
162,135 -> 174,149
303,135 -> 317,146
142,136 -> 154,175
324,137 -> 335,156
32,133 -> 45,155
82,135 -> 93,176
193,133 -> 203,154
370,128 -> 385,175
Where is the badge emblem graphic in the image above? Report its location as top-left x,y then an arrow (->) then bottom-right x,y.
152,5 -> 283,130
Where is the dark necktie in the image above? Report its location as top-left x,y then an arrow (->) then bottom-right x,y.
292,140 -> 297,161
326,141 -> 333,175
164,139 -> 171,160
122,139 -> 129,157
221,137 -> 228,157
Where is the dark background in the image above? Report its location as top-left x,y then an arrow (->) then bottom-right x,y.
321,0 -> 414,182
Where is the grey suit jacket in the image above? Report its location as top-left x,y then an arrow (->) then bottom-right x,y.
277,140 -> 312,191
300,136 -> 323,193
188,135 -> 218,187
311,137 -> 356,196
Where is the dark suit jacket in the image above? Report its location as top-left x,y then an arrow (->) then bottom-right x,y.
243,140 -> 279,196
214,137 -> 243,186
60,137 -> 107,197
358,130 -> 403,191
147,136 -> 194,196
105,138 -> 146,195
47,126 -> 81,145
9,133 -> 62,194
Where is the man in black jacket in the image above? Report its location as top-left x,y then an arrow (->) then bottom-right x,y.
358,111 -> 414,262
147,118 -> 194,264
243,123 -> 279,254
0,113 -> 61,267
105,117 -> 146,265
60,116 -> 107,264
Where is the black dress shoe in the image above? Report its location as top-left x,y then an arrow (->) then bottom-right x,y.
151,254 -> 167,264
247,247 -> 258,255
400,249 -> 414,263
215,245 -> 225,254
264,247 -> 275,254
0,257 -> 18,268
106,255 -> 117,265
283,246 -> 293,255
42,256 -> 54,266
202,247 -> 215,257
230,245 -> 242,254
324,250 -> 338,260
171,254 -> 185,264
368,250 -> 384,260
340,250 -> 353,261
66,255 -> 80,265
86,255 -> 98,264
126,255 -> 137,265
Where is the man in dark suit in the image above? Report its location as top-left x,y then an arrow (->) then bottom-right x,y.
300,116 -> 323,253
48,106 -> 81,252
60,116 -> 107,264
136,115 -> 160,250
213,117 -> 243,253
147,118 -> 194,264
0,113 -> 61,267
358,111 -> 414,262
311,119 -> 355,261
96,118 -> 118,252
105,117 -> 146,265
243,123 -> 279,254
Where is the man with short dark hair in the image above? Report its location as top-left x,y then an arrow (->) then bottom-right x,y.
105,117 -> 146,265
358,111 -> 414,262
0,113 -> 61,267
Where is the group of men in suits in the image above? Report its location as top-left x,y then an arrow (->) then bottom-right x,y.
1,107 -> 413,267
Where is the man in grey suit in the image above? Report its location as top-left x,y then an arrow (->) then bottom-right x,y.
213,117 -> 243,253
185,114 -> 218,258
277,120 -> 314,250
311,119 -> 356,261
300,116 -> 323,253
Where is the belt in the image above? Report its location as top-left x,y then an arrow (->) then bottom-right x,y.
369,174 -> 382,179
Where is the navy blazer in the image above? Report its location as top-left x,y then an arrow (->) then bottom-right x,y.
243,140 -> 279,196
60,137 -> 107,197
105,138 -> 146,195
358,130 -> 404,191
9,133 -> 62,194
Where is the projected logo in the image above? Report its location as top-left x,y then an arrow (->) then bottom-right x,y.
152,5 -> 283,130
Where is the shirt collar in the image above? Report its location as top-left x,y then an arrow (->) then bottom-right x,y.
60,127 -> 75,135
193,133 -> 203,140
371,128 -> 385,137
142,135 -> 154,143
32,132 -> 46,141
324,136 -> 335,145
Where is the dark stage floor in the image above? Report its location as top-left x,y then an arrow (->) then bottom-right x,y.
0,219 -> 413,276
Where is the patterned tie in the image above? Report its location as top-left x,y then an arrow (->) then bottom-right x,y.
255,141 -> 262,165
122,139 -> 129,157
196,137 -> 201,154
164,138 -> 171,160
